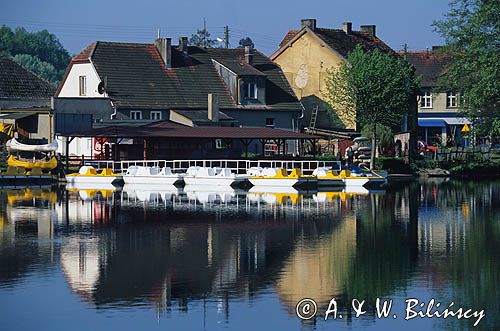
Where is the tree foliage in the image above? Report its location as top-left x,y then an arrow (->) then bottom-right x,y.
0,25 -> 70,85
433,0 -> 500,137
323,45 -> 419,168
189,28 -> 217,48
238,37 -> 254,48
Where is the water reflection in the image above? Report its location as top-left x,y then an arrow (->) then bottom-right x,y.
0,180 -> 499,330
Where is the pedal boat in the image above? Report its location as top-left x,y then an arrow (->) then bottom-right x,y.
248,168 -> 315,188
313,167 -> 344,187
182,166 -> 245,186
341,169 -> 387,188
123,166 -> 182,185
66,166 -> 122,185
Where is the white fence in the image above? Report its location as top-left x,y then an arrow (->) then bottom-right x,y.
83,159 -> 341,175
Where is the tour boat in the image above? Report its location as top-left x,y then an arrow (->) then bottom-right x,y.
248,167 -> 315,188
182,166 -> 246,186
66,166 -> 123,185
123,166 -> 182,185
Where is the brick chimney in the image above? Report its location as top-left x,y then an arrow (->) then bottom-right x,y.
208,94 -> 219,122
301,18 -> 317,31
179,37 -> 188,55
342,22 -> 352,35
360,25 -> 376,37
155,38 -> 172,69
245,46 -> 253,65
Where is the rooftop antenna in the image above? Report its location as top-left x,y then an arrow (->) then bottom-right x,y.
157,28 -> 161,39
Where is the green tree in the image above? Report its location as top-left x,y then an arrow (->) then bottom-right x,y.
189,28 -> 217,48
433,0 -> 500,137
13,54 -> 61,85
238,37 -> 254,48
0,25 -> 71,85
323,45 -> 419,169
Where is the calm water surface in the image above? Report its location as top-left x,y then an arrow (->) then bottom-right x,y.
0,180 -> 499,330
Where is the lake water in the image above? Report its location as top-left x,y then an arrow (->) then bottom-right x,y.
0,180 -> 498,330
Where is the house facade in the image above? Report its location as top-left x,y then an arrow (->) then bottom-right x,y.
55,39 -> 301,158
271,19 -> 403,132
0,58 -> 56,143
403,49 -> 470,146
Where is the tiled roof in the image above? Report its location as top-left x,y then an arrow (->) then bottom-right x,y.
214,59 -> 266,76
67,42 -> 301,113
274,27 -> 394,59
0,58 -> 56,99
400,51 -> 452,87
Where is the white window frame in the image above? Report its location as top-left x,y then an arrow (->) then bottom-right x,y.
447,92 -> 458,108
79,76 -> 87,96
130,110 -> 143,120
421,92 -> 432,108
265,117 -> 275,128
151,111 -> 162,120
247,82 -> 257,99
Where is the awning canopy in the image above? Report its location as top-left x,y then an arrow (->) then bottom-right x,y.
418,119 -> 447,128
443,117 -> 471,125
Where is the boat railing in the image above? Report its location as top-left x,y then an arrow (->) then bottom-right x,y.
84,159 -> 342,175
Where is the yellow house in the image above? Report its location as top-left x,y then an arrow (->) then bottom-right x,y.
271,19 -> 394,130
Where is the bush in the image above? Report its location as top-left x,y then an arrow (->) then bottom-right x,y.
449,160 -> 500,177
375,157 -> 412,174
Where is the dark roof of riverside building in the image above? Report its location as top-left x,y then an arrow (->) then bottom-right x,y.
400,50 -> 452,87
59,41 -> 301,112
65,120 -> 320,139
0,58 -> 56,101
271,20 -> 394,60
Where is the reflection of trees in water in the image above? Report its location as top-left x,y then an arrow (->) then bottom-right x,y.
421,180 -> 500,330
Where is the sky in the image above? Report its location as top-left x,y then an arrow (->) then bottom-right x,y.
0,0 -> 451,56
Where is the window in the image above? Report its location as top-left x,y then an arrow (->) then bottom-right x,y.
130,111 -> 143,120
265,118 -> 275,128
447,92 -> 458,108
421,92 -> 432,108
244,82 -> 257,99
79,76 -> 87,96
151,111 -> 162,120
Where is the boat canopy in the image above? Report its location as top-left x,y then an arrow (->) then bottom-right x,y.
6,138 -> 58,152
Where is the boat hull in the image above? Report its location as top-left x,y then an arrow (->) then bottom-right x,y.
123,175 -> 180,186
183,176 -> 238,186
248,178 -> 315,188
65,175 -> 122,185
317,178 -> 344,187
343,177 -> 387,188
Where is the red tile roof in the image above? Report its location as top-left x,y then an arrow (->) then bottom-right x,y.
400,51 -> 452,87
273,27 -> 394,60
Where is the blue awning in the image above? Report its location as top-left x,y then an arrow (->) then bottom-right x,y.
418,119 -> 447,127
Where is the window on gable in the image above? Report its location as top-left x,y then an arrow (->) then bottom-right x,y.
265,118 -> 275,128
420,92 -> 432,108
243,82 -> 257,99
130,110 -> 143,120
151,111 -> 162,121
447,92 -> 458,108
79,76 -> 87,96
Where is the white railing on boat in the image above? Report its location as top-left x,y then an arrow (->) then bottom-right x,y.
83,159 -> 342,175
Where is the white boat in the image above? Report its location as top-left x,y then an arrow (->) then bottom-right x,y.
342,169 -> 387,188
248,168 -> 315,188
182,166 -> 246,186
313,167 -> 344,187
123,166 -> 182,185
65,166 -> 122,185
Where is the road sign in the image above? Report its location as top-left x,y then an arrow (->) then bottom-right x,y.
461,123 -> 470,132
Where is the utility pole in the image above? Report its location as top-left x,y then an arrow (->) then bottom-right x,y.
224,25 -> 229,48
